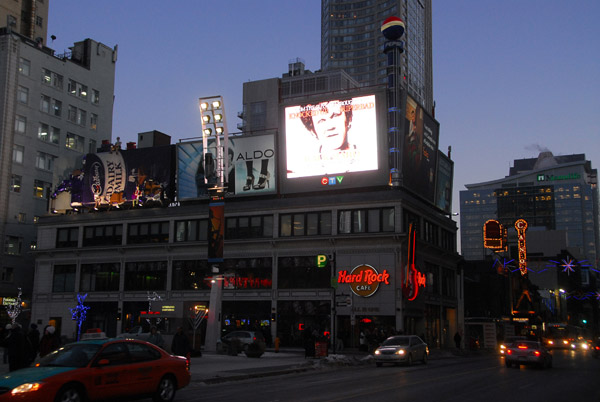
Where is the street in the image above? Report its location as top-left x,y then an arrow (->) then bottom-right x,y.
171,350 -> 599,402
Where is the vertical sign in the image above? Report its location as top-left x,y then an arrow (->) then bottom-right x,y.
208,198 -> 224,264
515,219 -> 528,276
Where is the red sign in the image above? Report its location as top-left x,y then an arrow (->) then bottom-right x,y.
338,264 -> 390,297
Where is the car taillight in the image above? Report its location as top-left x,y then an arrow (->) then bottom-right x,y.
518,345 -> 528,349
534,351 -> 540,356
595,346 -> 600,350
507,350 -> 512,355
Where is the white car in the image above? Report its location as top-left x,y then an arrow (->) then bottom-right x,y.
374,335 -> 429,367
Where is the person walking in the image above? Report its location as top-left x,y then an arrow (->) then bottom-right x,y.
171,327 -> 191,363
6,324 -> 31,371
147,326 -> 165,349
454,331 -> 462,350
27,324 -> 40,363
39,325 -> 60,358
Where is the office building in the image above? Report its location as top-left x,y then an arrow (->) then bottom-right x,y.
0,26 -> 117,301
0,0 -> 48,43
321,0 -> 434,113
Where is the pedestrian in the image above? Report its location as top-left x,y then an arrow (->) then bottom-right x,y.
6,324 -> 32,371
27,324 -> 40,362
171,327 -> 191,363
454,331 -> 462,349
39,325 -> 60,358
359,330 -> 367,352
147,326 -> 165,349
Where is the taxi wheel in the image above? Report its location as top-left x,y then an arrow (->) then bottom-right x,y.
54,384 -> 86,402
153,375 -> 176,402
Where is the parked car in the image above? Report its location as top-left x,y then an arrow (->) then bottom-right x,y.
373,335 -> 428,367
0,338 -> 190,402
216,330 -> 266,354
505,340 -> 552,369
499,336 -> 527,355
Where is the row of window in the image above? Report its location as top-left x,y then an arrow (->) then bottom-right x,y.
19,58 -> 101,105
53,206 -> 455,252
10,174 -> 51,199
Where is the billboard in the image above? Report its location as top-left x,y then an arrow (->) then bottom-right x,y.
435,150 -> 453,214
402,95 -> 439,203
281,92 -> 389,194
78,146 -> 175,208
177,134 -> 276,200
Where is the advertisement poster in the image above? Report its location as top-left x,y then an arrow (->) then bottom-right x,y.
177,135 -> 276,200
284,94 -> 378,178
80,146 -> 174,207
402,95 -> 439,203
435,151 -> 453,214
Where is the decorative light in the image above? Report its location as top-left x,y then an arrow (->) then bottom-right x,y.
70,293 -> 90,341
5,288 -> 22,325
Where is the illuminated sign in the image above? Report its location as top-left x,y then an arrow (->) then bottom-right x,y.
2,298 -> 17,306
537,173 -> 580,182
222,276 -> 272,289
338,264 -> 390,297
316,254 -> 328,268
140,311 -> 161,316
515,219 -> 528,276
161,305 -> 175,312
402,223 -> 426,301
483,220 -> 507,250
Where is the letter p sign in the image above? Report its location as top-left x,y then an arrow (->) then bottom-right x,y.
317,254 -> 328,268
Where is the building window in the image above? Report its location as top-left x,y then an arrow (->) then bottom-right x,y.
33,180 -> 51,198
82,224 -> 123,247
90,113 -> 98,130
19,58 -> 30,76
35,16 -> 43,27
52,99 -> 62,116
222,257 -> 273,290
17,213 -> 25,223
40,94 -> 50,113
56,227 -> 78,248
0,267 -> 14,283
80,262 -> 120,292
67,105 -> 77,123
172,260 -> 211,290
278,256 -> 331,289
77,109 -> 86,126
13,144 -> 24,164
88,139 -> 96,154
35,151 -> 55,171
4,236 -> 22,255
38,123 -> 60,144
250,101 -> 266,130
124,261 -> 167,291
42,69 -> 63,89
127,222 -> 169,244
280,212 -> 331,237
92,89 -> 100,105
175,219 -> 208,242
17,86 -> 28,104
338,208 -> 394,234
52,264 -> 76,292
424,220 -> 438,245
10,175 -> 21,193
68,79 -> 88,100
66,132 -> 84,152
225,215 -> 273,240
14,115 -> 26,134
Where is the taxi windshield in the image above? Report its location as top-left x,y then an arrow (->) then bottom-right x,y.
39,343 -> 102,368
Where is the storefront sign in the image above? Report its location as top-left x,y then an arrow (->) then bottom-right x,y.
515,219 -> 528,276
338,264 -> 390,297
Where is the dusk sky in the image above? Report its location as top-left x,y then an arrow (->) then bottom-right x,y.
48,0 -> 599,220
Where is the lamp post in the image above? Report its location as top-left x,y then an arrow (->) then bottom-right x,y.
199,96 -> 229,352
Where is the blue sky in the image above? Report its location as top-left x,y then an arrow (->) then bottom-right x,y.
49,0 -> 600,217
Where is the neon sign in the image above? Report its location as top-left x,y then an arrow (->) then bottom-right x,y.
402,223 -> 426,301
515,219 -> 528,276
338,264 -> 390,297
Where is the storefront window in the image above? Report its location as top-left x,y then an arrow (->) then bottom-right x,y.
80,263 -> 120,292
277,256 -> 330,289
221,258 -> 272,290
53,264 -> 76,292
172,260 -> 211,290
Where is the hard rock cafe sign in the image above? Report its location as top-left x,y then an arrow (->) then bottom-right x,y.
402,222 -> 426,301
337,264 -> 390,297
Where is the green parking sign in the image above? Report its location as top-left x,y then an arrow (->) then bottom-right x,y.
317,254 -> 328,268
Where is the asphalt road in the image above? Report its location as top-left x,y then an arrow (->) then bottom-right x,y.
171,349 -> 600,402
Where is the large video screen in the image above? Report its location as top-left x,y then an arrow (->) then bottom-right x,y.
402,95 -> 439,203
282,93 -> 388,194
435,150 -> 453,214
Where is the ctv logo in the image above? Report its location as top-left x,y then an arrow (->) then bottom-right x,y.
321,176 -> 344,186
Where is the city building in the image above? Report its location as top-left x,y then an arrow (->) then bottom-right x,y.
460,152 -> 599,336
321,0 -> 434,113
0,25 -> 117,303
0,0 -> 48,43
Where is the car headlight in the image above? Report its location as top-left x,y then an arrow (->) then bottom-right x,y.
396,349 -> 405,355
374,350 -> 381,355
11,382 -> 43,394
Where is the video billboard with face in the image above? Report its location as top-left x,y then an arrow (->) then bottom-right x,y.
402,95 -> 439,203
282,93 -> 388,193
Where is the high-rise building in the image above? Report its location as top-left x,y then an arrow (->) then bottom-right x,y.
0,0 -> 49,43
321,0 -> 433,113
0,26 -> 117,300
460,152 -> 599,264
